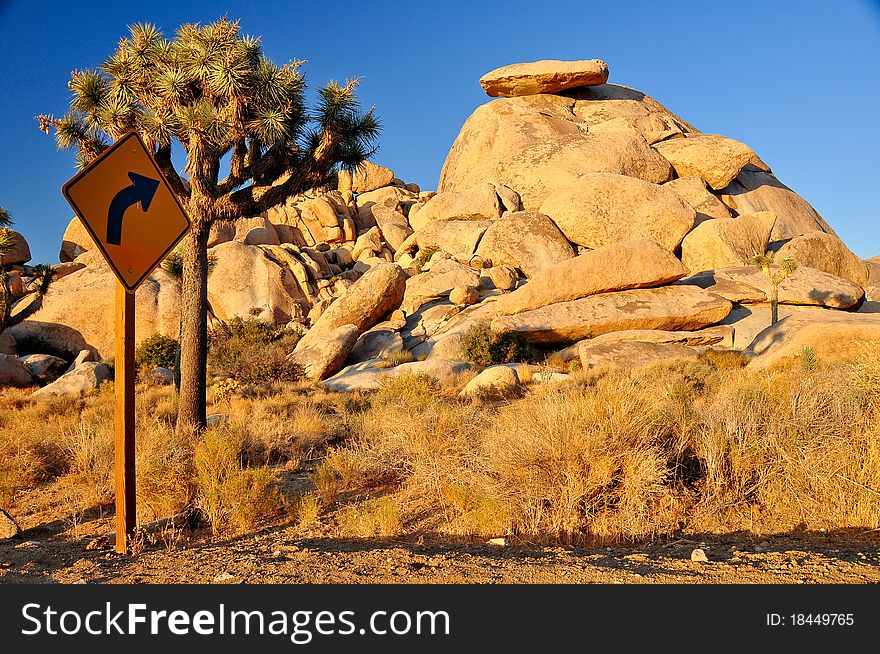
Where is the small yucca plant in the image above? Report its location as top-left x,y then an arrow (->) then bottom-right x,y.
752,251 -> 797,325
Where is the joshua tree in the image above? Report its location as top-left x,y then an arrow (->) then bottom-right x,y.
752,251 -> 798,325
38,19 -> 379,432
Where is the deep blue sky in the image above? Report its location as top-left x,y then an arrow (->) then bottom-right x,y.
1,0 -> 879,264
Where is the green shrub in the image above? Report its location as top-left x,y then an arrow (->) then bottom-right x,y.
135,334 -> 178,371
461,323 -> 538,366
209,318 -> 304,384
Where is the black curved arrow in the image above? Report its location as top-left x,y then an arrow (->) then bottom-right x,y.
106,171 -> 160,246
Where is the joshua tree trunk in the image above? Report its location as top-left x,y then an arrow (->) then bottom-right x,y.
176,219 -> 210,434
770,283 -> 779,325
0,274 -> 10,332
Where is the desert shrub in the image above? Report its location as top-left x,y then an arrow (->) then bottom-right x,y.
461,323 -> 538,366
193,428 -> 281,534
687,366 -> 878,531
135,417 -> 195,522
209,317 -> 303,385
480,379 -> 680,545
239,396 -> 334,466
312,459 -> 341,504
337,496 -> 402,537
135,333 -> 178,371
289,493 -> 321,527
224,466 -> 280,532
373,373 -> 440,411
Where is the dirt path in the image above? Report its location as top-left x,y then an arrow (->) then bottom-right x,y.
3,516 -> 880,584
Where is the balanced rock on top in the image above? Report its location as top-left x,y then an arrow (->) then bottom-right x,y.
480,59 -> 610,97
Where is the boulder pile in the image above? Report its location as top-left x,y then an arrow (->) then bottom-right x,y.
4,58 -> 879,393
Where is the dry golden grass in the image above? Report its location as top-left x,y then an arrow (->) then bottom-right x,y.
5,341 -> 880,547
320,344 -> 880,544
288,493 -> 321,528
337,497 -> 402,538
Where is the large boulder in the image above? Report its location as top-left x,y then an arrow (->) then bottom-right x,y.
653,134 -> 769,190
9,254 -> 180,360
290,324 -> 360,380
438,92 -> 674,209
60,217 -> 95,262
746,312 -> 880,369
352,162 -> 395,194
479,59 -> 609,97
307,263 -> 406,335
775,230 -> 869,286
579,340 -> 699,371
33,361 -> 112,397
413,184 -> 506,223
719,168 -> 835,241
474,211 -> 574,278
233,216 -> 280,246
680,212 -> 777,273
664,176 -> 733,223
0,229 -> 30,265
538,173 -> 696,250
208,241 -> 309,325
371,202 -> 413,252
491,285 -> 732,344
0,354 -> 32,388
678,266 -> 864,310
397,220 -> 492,263
493,237 -> 687,315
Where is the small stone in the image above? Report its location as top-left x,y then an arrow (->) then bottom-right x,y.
488,537 -> 509,546
691,548 -> 709,563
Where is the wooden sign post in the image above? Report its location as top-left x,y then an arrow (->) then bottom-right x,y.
62,132 -> 191,554
114,284 -> 136,553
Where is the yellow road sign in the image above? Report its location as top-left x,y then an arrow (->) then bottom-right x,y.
62,132 -> 191,292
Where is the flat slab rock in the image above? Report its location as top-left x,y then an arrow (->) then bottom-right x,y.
480,59 -> 609,97
491,285 -> 732,344
579,340 -> 700,371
